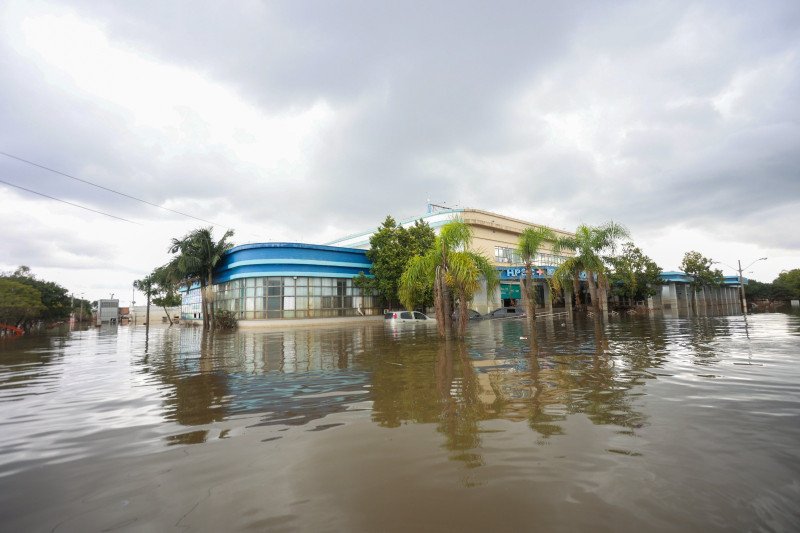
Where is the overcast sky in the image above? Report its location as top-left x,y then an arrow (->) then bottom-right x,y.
1,0 -> 798,304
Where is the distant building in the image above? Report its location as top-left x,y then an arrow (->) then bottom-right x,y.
96,299 -> 119,325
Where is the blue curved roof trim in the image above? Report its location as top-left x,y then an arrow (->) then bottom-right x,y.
213,242 -> 372,284
660,271 -> 746,285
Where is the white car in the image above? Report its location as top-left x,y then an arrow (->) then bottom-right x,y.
384,310 -> 434,322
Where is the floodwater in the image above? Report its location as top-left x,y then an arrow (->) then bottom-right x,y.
1,312 -> 799,532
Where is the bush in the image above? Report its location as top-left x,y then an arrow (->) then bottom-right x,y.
214,309 -> 238,330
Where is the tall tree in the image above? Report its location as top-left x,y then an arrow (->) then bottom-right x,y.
607,243 -> 663,304
773,269 -> 800,300
517,226 -> 556,323
167,227 -> 235,328
399,220 -> 498,338
3,266 -> 71,322
355,216 -> 435,309
151,265 -> 182,325
552,222 -> 630,314
133,274 -> 156,326
680,251 -> 723,311
0,278 -> 45,330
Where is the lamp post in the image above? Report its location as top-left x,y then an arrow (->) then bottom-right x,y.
716,258 -> 767,314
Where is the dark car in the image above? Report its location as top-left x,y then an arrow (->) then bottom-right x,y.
452,309 -> 482,320
488,306 -> 525,318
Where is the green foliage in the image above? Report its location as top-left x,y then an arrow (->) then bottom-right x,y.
399,220 -> 498,338
517,226 -> 556,320
773,269 -> 800,299
0,278 -> 45,327
607,243 -> 663,302
359,216 -> 435,308
552,221 -> 630,311
1,266 -> 71,322
214,309 -> 238,330
680,251 -> 723,291
167,227 -> 235,328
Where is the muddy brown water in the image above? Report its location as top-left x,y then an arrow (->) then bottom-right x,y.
1,312 -> 799,532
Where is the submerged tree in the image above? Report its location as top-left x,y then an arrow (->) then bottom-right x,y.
607,243 -> 663,304
151,266 -> 182,325
167,227 -> 235,328
399,220 -> 498,338
133,274 -> 157,326
0,278 -> 45,330
680,251 -> 723,310
354,216 -> 435,309
552,222 -> 630,313
3,266 -> 71,323
517,226 -> 556,323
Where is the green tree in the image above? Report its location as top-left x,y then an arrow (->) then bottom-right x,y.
355,216 -> 435,309
3,266 -> 71,322
680,251 -> 723,288
167,227 -> 235,328
552,222 -> 630,313
517,226 -> 556,322
151,265 -> 182,325
680,251 -> 723,311
0,278 -> 45,329
607,243 -> 663,304
773,269 -> 800,300
399,220 -> 498,338
133,273 -> 157,326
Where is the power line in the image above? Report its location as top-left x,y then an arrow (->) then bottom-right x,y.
0,178 -> 139,224
0,151 -> 227,228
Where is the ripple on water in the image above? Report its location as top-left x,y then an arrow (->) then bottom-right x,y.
1,313 -> 799,531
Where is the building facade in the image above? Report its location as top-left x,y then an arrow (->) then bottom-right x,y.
328,205 -> 575,313
181,243 -> 381,321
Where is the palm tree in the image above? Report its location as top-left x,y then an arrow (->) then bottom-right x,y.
133,274 -> 156,326
167,227 -> 235,328
399,220 -> 498,339
517,227 -> 556,323
552,222 -> 629,314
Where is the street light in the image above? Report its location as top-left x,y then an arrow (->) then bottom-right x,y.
715,258 -> 767,314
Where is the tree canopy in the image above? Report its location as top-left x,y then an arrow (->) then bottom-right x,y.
0,278 -> 45,328
355,216 -> 435,309
0,266 -> 71,325
399,220 -> 498,338
680,251 -> 723,291
166,227 -> 235,328
607,243 -> 662,302
517,226 -> 556,321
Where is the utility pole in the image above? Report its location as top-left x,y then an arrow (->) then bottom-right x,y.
737,260 -> 746,314
735,258 -> 767,315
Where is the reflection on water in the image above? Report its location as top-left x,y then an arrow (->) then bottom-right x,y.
1,311 -> 800,531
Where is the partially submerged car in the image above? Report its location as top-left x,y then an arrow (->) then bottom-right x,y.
384,310 -> 434,322
487,306 -> 525,319
452,309 -> 482,320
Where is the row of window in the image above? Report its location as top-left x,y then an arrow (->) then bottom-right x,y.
182,276 -> 380,320
494,246 -> 567,266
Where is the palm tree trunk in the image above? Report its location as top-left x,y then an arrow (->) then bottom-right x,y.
200,282 -> 210,329
587,270 -> 600,314
206,273 -> 215,328
434,267 -> 447,339
572,273 -> 581,310
524,263 -> 536,323
441,272 -> 452,340
457,289 -> 469,337
162,305 -> 173,325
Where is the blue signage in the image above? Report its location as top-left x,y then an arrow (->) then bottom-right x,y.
498,266 -> 556,280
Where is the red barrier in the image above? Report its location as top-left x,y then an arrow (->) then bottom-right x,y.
0,323 -> 24,336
